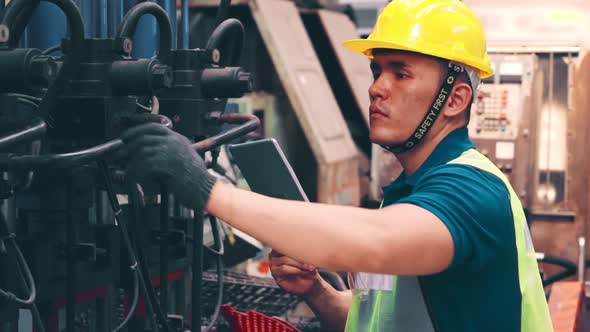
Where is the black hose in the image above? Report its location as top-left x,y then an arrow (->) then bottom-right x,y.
3,94 -> 42,103
136,242 -> 170,332
214,0 -> 231,27
2,0 -> 85,48
150,95 -> 160,114
136,102 -> 153,113
319,271 -> 347,291
0,139 -> 122,170
0,211 -> 37,309
0,0 -> 37,47
204,251 -> 223,332
65,175 -> 75,332
205,216 -> 224,256
159,185 -> 169,316
0,117 -> 46,151
15,254 -> 46,332
127,182 -> 161,332
16,97 -> 38,109
0,231 -> 36,310
192,113 -> 260,153
116,2 -> 172,61
42,44 -> 62,55
206,18 -> 244,67
98,161 -> 169,332
192,211 -> 204,331
537,253 -> 578,286
111,268 -> 139,332
0,114 -> 172,170
203,147 -> 225,331
0,237 -> 36,307
543,269 -> 577,287
204,215 -> 224,332
538,254 -> 578,271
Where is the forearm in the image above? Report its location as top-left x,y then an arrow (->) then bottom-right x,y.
303,278 -> 352,331
206,182 -> 384,272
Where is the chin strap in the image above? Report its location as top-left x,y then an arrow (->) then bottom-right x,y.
382,62 -> 464,154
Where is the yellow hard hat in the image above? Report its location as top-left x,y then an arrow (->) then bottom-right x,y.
343,0 -> 494,79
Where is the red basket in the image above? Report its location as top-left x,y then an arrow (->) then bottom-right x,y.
220,304 -> 302,332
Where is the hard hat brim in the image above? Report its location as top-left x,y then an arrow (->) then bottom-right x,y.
342,39 -> 494,79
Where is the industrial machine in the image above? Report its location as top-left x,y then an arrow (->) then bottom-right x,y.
0,0 -> 263,331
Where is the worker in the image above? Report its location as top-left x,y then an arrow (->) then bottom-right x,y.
119,0 -> 552,331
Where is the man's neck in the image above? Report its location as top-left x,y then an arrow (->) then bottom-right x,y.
395,125 -> 460,176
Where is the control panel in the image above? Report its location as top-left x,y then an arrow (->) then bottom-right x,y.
466,52 -> 539,209
469,83 -> 522,140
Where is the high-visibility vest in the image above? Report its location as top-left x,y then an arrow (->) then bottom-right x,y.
344,149 -> 553,332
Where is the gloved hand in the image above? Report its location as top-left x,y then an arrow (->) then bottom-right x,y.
120,123 -> 218,212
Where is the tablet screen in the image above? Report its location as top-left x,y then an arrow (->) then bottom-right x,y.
228,139 -> 309,202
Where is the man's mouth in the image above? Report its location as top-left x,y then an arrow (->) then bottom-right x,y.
370,105 -> 387,119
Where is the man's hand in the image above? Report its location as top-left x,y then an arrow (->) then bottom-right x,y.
120,123 -> 218,212
269,249 -> 323,298
269,249 -> 351,331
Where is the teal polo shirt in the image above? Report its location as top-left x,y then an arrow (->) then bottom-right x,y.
382,127 -> 521,331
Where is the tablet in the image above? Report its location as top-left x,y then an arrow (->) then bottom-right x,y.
227,138 -> 309,202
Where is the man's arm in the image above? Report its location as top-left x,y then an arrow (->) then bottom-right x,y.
119,123 -> 454,276
303,279 -> 352,331
206,182 -> 454,276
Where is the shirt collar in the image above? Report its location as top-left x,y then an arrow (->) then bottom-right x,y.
383,127 -> 475,194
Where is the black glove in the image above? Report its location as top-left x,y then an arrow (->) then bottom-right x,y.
121,123 -> 218,212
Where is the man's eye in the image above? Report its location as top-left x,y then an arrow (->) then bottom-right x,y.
372,72 -> 381,80
396,73 -> 408,79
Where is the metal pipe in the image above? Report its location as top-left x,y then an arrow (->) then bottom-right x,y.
192,113 -> 260,153
544,53 -> 554,210
159,185 -> 169,314
98,0 -> 107,38
0,118 -> 46,151
65,174 -> 76,332
578,237 -> 586,281
107,0 -> 124,38
192,211 -> 204,332
78,0 -> 107,38
180,0 -> 189,49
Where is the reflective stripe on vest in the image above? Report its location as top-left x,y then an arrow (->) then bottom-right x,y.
344,149 -> 553,332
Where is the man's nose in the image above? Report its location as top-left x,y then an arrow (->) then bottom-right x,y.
369,77 -> 387,101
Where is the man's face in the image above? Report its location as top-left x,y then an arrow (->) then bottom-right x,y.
368,51 -> 444,147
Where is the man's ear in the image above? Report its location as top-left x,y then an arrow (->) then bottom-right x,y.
444,82 -> 472,118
